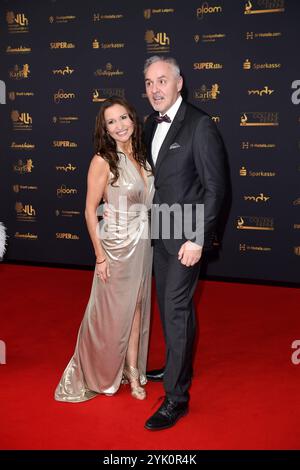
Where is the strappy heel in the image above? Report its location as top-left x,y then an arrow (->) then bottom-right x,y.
123,365 -> 146,400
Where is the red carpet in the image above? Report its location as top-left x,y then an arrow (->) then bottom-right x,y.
0,263 -> 300,450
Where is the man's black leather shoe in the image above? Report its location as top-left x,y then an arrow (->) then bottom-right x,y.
145,397 -> 189,431
146,367 -> 164,382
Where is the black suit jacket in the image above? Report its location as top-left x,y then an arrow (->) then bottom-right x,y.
144,100 -> 227,254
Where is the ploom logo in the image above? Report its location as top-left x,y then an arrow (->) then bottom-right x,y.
56,185 -> 78,198
291,81 -> 300,105
196,3 -> 222,19
54,89 -> 75,103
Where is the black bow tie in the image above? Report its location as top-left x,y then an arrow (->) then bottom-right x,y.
154,114 -> 171,124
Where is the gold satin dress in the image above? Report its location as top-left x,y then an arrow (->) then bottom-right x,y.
55,152 -> 154,402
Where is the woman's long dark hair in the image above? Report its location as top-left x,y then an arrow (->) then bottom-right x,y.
94,96 -> 148,185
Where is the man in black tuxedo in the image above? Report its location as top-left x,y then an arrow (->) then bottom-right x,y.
143,56 -> 227,431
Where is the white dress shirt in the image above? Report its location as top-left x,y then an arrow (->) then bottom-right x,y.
151,95 -> 182,166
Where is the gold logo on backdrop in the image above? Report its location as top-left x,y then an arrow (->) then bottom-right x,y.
9,91 -> 34,100
244,0 -> 285,15
248,86 -> 274,96
145,31 -> 170,53
56,163 -> 77,172
92,39 -> 125,49
195,33 -> 226,43
52,66 -> 75,76
50,42 -> 75,49
56,232 -> 80,240
6,11 -> 29,33
240,112 -> 279,126
53,89 -> 75,103
244,193 -> 271,202
144,8 -> 175,19
49,15 -> 76,24
94,63 -> 124,77
193,84 -> 220,101
13,159 -> 34,174
243,59 -> 251,69
15,202 -> 36,221
9,64 -> 30,79
53,141 -> 77,148
15,232 -> 38,240
13,184 -> 37,193
237,216 -> 274,231
11,110 -> 32,130
243,59 -> 281,70
239,243 -> 271,252
55,210 -> 80,218
241,141 -> 276,149
6,45 -> 31,54
245,31 -> 282,40
92,88 -> 125,102
196,3 -> 222,19
93,13 -> 124,21
294,247 -> 300,256
57,185 -> 78,198
193,62 -> 223,70
52,116 -> 79,124
11,142 -> 35,150
239,166 -> 276,177
240,166 -> 247,176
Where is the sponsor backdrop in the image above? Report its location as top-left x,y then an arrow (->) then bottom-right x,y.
0,0 -> 299,283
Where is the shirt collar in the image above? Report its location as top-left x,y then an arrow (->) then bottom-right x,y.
159,95 -> 182,121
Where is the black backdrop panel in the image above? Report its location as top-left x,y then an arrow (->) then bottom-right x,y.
0,0 -> 299,283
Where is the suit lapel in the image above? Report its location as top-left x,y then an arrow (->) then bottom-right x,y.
154,101 -> 187,177
145,114 -> 158,172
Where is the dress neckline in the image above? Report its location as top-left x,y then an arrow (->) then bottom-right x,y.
117,150 -> 148,192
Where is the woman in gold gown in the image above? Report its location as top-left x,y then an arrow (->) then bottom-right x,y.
55,96 -> 154,402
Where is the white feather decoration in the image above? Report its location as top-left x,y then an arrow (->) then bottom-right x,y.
0,222 -> 7,259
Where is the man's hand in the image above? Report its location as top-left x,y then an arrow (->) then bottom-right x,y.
178,241 -> 203,267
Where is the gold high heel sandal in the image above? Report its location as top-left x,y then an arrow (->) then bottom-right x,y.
123,365 -> 146,400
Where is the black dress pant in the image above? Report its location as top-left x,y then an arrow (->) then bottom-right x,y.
153,238 -> 201,403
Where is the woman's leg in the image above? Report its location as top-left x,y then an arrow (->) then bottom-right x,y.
125,301 -> 146,398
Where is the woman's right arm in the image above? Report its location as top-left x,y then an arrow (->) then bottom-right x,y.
84,154 -> 110,262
